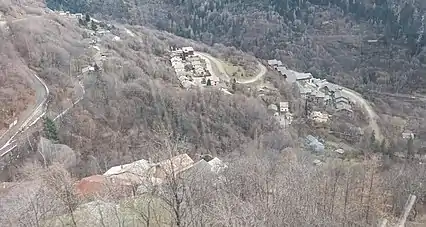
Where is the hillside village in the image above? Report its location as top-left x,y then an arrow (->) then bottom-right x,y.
2,144 -> 229,226
56,9 -> 363,173
169,47 -> 221,89
168,46 -> 356,131
166,46 -> 368,144
76,153 -> 227,198
0,9 -> 374,166
265,59 -> 355,127
51,12 -> 405,165
54,11 -> 117,76
268,59 -> 353,114
0,1 -> 425,225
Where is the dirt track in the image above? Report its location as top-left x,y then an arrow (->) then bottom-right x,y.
194,52 -> 267,84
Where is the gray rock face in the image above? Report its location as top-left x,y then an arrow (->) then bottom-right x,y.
37,137 -> 77,169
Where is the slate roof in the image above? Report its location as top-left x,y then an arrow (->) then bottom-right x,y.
334,91 -> 349,100
310,90 -> 325,98
153,154 -> 194,178
267,59 -> 283,66
320,83 -> 341,92
278,67 -> 312,83
336,102 -> 353,112
179,159 -> 213,180
299,86 -> 313,95
103,159 -> 153,184
182,46 -> 194,53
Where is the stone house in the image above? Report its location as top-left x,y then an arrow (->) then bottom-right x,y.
277,67 -> 312,84
402,131 -> 415,139
182,46 -> 194,56
267,59 -> 283,69
279,102 -> 289,113
75,13 -> 83,19
309,90 -> 326,106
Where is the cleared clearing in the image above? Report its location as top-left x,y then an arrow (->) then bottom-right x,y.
218,59 -> 248,79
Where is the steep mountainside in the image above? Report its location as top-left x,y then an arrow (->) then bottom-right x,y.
0,3 -> 43,133
46,0 -> 426,94
0,1 -> 426,226
1,0 -> 294,179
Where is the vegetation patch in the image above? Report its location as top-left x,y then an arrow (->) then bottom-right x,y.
219,59 -> 248,79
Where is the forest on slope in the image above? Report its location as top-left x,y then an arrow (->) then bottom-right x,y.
0,0 -> 425,226
1,0 -> 296,179
46,0 -> 426,94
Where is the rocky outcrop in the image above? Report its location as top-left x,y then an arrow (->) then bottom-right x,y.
37,137 -> 77,169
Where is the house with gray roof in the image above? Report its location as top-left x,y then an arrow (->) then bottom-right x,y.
319,83 -> 342,95
277,67 -> 312,83
334,91 -> 350,104
335,102 -> 352,113
182,46 -> 194,56
103,159 -> 154,184
279,102 -> 289,113
309,90 -> 326,105
276,66 -> 287,75
298,84 -> 313,98
267,59 -> 283,68
293,72 -> 312,82
402,131 -> 415,139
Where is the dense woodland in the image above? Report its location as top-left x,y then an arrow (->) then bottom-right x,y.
46,0 -> 426,94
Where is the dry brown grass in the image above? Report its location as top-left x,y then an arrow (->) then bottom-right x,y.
219,59 -> 247,78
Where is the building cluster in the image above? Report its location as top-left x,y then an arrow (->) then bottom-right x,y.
76,154 -> 227,198
310,111 -> 330,124
267,101 -> 293,127
80,43 -> 108,75
268,59 -> 353,115
402,131 -> 415,140
267,59 -> 312,83
170,47 -> 220,89
56,10 -> 83,19
303,78 -> 353,113
56,11 -> 118,42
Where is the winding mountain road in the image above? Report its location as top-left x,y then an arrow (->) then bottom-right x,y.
196,52 -> 383,140
0,16 -> 51,155
53,80 -> 85,121
0,73 -> 49,156
238,62 -> 267,84
0,12 -> 96,156
195,52 -> 267,84
340,87 -> 383,141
